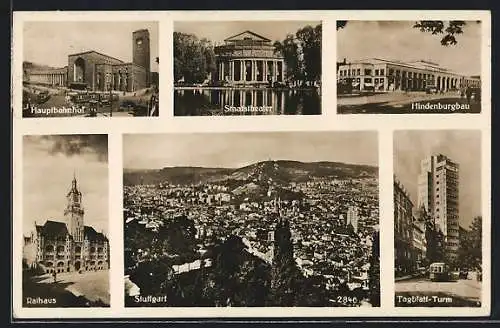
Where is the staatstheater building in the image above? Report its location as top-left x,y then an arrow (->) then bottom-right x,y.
337,58 -> 480,92
213,31 -> 286,86
23,176 -> 109,274
24,29 -> 151,92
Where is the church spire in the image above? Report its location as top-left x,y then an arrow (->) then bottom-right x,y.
72,170 -> 78,188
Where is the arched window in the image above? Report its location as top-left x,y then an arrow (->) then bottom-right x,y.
74,57 -> 86,82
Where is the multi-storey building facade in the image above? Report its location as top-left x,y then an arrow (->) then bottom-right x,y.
394,177 -> 416,274
337,58 -> 480,92
412,219 -> 427,269
214,31 -> 285,86
417,154 -> 460,259
24,29 -> 152,92
23,176 -> 109,274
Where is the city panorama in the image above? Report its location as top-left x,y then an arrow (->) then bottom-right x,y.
123,131 -> 380,307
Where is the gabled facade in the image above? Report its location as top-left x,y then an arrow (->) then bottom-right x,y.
23,176 -> 109,274
214,30 -> 285,86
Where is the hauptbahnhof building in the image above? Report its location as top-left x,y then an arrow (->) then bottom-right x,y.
23,29 -> 152,92
213,31 -> 285,86
337,58 -> 480,92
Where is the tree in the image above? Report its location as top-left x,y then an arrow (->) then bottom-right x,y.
156,215 -> 197,257
424,218 -> 445,263
130,257 -> 173,296
336,21 -> 347,30
273,24 -> 322,84
337,20 -> 471,46
413,21 -> 467,46
273,35 -> 302,82
173,32 -> 215,83
457,216 -> 482,270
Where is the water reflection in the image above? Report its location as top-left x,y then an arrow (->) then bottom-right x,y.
174,88 -> 321,116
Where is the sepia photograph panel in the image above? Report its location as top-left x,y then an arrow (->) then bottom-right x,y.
22,21 -> 159,118
123,131 -> 379,307
173,21 -> 322,116
393,130 -> 482,307
337,21 -> 481,114
22,134 -> 110,307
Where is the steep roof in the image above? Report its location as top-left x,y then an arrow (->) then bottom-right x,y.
224,30 -> 271,42
84,226 -> 108,242
67,50 -> 125,65
41,220 -> 70,238
35,224 -> 43,234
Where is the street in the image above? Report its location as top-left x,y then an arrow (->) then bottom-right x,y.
338,92 -> 481,114
24,270 -> 110,307
37,270 -> 110,304
395,277 -> 481,307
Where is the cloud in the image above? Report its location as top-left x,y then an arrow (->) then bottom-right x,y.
31,135 -> 108,162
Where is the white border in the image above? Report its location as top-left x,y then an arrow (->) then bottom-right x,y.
12,10 -> 491,319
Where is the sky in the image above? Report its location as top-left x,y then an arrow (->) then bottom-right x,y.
23,135 -> 108,236
174,21 -> 321,45
23,21 -> 159,71
123,131 -> 378,170
393,130 -> 481,229
337,21 -> 482,76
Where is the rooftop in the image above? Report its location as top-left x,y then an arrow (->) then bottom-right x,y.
343,57 -> 472,76
68,50 -> 125,64
224,30 -> 271,43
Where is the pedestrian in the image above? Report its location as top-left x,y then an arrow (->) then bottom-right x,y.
466,87 -> 472,105
52,270 -> 57,283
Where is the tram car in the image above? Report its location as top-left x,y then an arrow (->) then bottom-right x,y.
24,89 -> 50,105
68,92 -> 90,105
99,93 -> 119,106
429,262 -> 458,282
88,92 -> 100,106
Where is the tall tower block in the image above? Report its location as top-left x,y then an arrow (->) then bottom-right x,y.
133,29 -> 151,85
417,154 -> 460,259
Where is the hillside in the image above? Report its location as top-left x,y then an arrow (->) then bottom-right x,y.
123,160 -> 378,187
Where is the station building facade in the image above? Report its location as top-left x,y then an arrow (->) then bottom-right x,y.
24,29 -> 152,93
213,31 -> 285,86
23,176 -> 109,274
337,58 -> 480,92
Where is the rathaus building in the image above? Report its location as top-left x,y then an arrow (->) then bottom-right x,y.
24,29 -> 152,92
23,176 -> 109,274
213,31 -> 285,86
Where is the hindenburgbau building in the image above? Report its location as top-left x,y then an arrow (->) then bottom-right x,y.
337,58 -> 480,92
